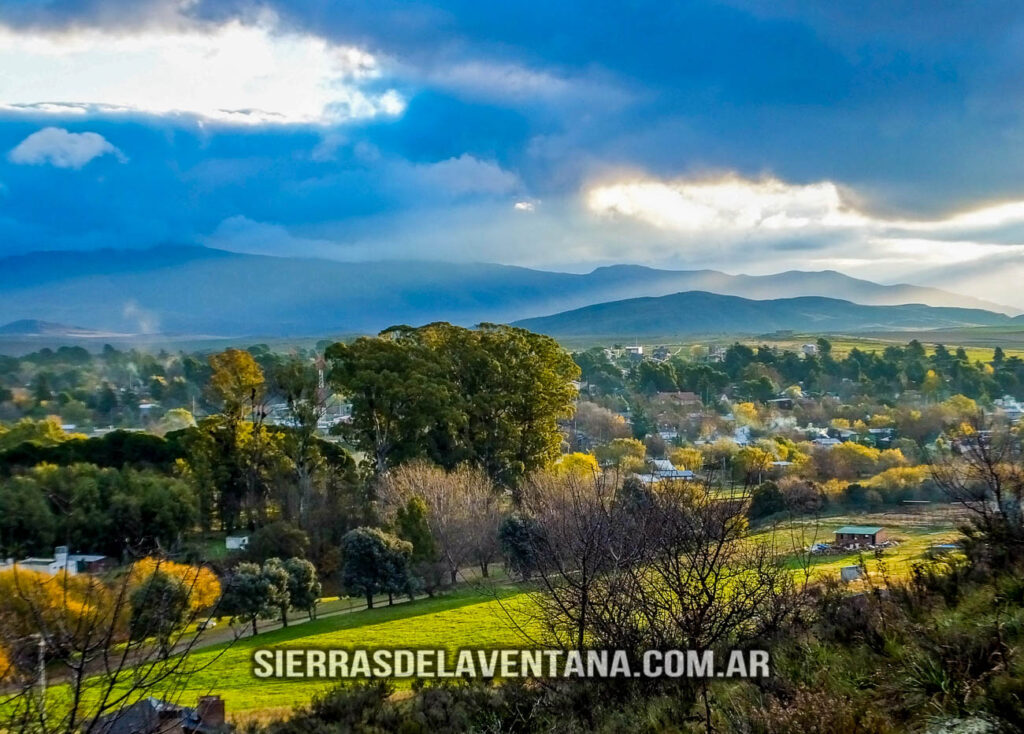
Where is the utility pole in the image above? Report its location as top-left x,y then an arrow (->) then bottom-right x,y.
35,633 -> 46,728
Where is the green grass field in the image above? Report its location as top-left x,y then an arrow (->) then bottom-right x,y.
147,587 -> 532,717
751,509 -> 963,583
24,509 -> 963,723
556,332 -> 1024,361
189,511 -> 960,717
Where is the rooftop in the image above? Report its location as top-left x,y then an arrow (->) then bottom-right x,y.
835,525 -> 884,535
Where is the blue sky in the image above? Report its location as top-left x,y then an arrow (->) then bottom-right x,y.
2,0 -> 1024,305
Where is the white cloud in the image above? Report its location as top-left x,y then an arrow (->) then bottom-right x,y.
587,174 -> 1024,238
514,200 -> 536,212
0,15 -> 405,125
8,127 -> 125,168
587,176 -> 866,231
408,155 -> 519,197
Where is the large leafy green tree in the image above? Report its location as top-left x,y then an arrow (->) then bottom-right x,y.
219,561 -> 288,635
327,323 -> 579,485
340,527 -> 412,609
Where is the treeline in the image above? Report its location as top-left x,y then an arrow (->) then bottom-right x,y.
577,338 -> 1024,402
0,323 -> 578,577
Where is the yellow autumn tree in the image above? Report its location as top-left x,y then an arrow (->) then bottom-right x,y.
129,558 -> 221,612
669,446 -> 704,472
922,369 -> 943,399
553,452 -> 601,478
0,567 -> 120,644
207,348 -> 265,419
594,437 -> 646,468
733,402 -> 760,428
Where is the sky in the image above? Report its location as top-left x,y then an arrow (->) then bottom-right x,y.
2,0 -> 1024,306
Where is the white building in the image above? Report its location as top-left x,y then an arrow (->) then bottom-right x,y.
0,546 -> 109,576
226,535 -> 250,551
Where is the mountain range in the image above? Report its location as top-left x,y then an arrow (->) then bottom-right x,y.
513,291 -> 1021,338
0,246 -> 1018,337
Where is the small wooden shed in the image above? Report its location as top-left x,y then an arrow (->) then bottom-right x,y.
834,525 -> 886,547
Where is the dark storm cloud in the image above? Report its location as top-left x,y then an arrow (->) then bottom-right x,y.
3,0 -> 1024,295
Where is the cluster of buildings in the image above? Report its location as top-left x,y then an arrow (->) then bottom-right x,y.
0,545 -> 113,576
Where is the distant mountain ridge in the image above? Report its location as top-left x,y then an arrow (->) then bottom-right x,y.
512,291 -> 1019,338
0,246 -> 1016,336
0,319 -> 128,337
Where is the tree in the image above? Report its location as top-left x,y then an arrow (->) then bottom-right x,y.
273,357 -> 327,525
379,462 -> 502,584
748,481 -> 786,520
326,337 -> 452,473
327,323 -> 579,484
594,438 -> 646,469
340,527 -> 412,609
245,521 -> 310,564
669,446 -> 704,472
206,349 -> 273,530
130,570 -> 189,658
553,452 -> 600,477
207,348 -> 266,421
261,558 -> 294,627
499,514 -> 546,579
933,424 -> 1024,564
283,557 -> 321,621
395,497 -> 441,595
220,561 -> 284,635
0,561 -> 228,734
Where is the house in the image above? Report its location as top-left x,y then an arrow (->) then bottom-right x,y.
766,397 -> 794,410
225,536 -> 249,551
802,343 -> 819,356
624,345 -> 644,359
635,459 -> 695,485
95,694 -> 228,734
813,437 -> 842,448
658,391 -> 701,406
0,546 -> 112,576
994,396 -> 1023,423
834,526 -> 887,547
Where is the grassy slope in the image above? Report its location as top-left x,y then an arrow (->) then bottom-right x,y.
28,512 -> 961,721
156,587 -> 532,714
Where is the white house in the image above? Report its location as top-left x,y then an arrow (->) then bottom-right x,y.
226,535 -> 250,551
0,546 -> 110,576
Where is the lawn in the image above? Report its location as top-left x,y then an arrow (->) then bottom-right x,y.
23,510 -> 965,723
751,509 -> 964,584
131,586 -> 532,716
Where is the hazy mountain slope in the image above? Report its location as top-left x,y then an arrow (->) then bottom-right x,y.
0,247 -> 1013,336
512,291 -> 1014,337
0,320 -> 101,336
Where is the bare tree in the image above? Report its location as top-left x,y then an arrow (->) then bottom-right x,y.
379,461 -> 504,585
932,422 -> 1024,558
500,469 -> 797,732
0,559 -> 235,734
